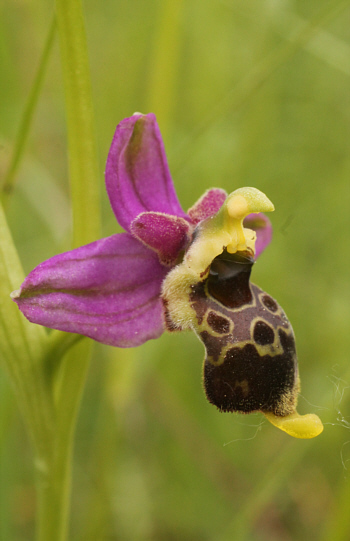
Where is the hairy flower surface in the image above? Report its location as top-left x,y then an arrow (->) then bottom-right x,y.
12,113 -> 323,438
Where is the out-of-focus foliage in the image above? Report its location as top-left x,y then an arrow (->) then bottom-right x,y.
1,0 -> 350,540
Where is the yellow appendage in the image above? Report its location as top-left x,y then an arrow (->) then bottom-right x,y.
264,411 -> 324,439
185,187 -> 274,276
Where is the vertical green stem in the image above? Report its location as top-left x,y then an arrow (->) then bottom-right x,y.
36,339 -> 92,541
55,0 -> 101,248
36,453 -> 71,541
0,203 -> 54,461
34,0 -> 102,540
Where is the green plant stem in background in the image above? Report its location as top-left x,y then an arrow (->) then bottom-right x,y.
33,0 -> 102,539
55,0 -> 101,249
1,2 -> 102,538
0,203 -> 54,460
1,18 -> 56,207
36,339 -> 93,541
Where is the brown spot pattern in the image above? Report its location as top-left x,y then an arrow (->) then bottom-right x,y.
253,320 -> 275,345
262,294 -> 278,313
207,311 -> 231,334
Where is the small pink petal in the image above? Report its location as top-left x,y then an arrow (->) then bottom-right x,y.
188,188 -> 227,225
131,212 -> 191,266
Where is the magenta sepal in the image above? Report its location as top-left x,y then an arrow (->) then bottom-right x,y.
13,234 -> 168,347
105,113 -> 188,232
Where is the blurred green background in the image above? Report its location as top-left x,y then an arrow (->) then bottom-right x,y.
1,0 -> 350,539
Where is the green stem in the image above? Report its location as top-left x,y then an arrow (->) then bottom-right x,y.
36,339 -> 92,541
34,0 -> 101,539
44,330 -> 84,382
1,18 -> 56,207
55,0 -> 101,248
36,450 -> 71,541
0,203 -> 54,460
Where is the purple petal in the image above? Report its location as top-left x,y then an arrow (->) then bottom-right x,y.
105,113 -> 187,231
13,234 -> 168,347
243,213 -> 272,258
131,212 -> 191,266
187,188 -> 227,225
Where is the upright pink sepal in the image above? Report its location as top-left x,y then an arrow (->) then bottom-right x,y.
105,113 -> 187,232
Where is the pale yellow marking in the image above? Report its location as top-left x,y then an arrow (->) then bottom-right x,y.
191,288 -> 296,367
248,316 -> 293,358
200,330 -> 295,367
161,265 -> 199,330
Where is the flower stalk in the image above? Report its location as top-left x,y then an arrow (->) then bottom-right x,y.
30,0 -> 102,539
55,0 -> 101,248
0,204 -> 54,461
36,338 -> 93,541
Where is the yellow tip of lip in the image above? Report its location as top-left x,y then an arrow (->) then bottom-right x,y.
264,411 -> 324,439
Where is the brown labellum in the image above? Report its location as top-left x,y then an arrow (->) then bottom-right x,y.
189,250 -> 300,416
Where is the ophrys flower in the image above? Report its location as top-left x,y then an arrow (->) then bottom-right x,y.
11,113 -> 323,439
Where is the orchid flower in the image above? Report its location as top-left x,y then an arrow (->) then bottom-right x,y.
11,113 -> 323,439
